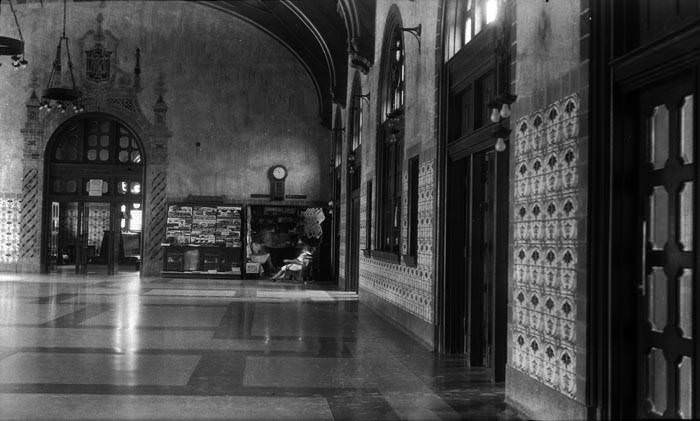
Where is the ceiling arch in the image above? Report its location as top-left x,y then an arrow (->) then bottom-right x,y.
199,0 -> 375,127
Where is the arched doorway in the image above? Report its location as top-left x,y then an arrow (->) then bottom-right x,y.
42,114 -> 146,275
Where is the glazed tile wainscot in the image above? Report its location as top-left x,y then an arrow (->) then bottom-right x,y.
510,94 -> 584,399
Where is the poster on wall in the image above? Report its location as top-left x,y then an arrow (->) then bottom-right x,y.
191,207 -> 217,244
215,206 -> 242,248
166,205 -> 192,244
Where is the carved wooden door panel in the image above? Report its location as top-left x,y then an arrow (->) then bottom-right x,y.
638,75 -> 696,419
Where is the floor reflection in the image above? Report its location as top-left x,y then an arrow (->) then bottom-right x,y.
0,273 -> 517,420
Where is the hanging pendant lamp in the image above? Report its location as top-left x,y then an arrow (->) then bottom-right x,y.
40,0 -> 82,113
0,0 -> 29,69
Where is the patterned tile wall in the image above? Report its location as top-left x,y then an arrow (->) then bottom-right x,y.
360,158 -> 435,323
0,194 -> 20,264
510,94 -> 584,399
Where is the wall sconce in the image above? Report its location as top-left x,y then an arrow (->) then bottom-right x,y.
354,92 -> 370,105
400,24 -> 422,51
492,125 -> 511,152
195,141 -> 202,155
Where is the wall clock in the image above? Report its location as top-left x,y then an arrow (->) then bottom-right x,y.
268,165 -> 287,200
271,165 -> 287,181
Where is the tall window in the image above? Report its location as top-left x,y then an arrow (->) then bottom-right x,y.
334,113 -> 343,169
382,28 -> 405,120
333,111 -> 343,213
444,0 -> 500,61
348,74 -> 363,192
376,15 -> 405,255
350,79 -> 363,152
407,156 -> 419,261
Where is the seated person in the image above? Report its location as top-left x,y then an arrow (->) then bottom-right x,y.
249,241 -> 274,275
271,244 -> 312,281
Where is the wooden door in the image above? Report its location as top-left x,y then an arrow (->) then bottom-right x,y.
445,156 -> 469,354
637,74 -> 696,419
472,150 -> 497,367
348,192 -> 361,292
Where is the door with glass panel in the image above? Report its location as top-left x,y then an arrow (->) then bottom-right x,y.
44,114 -> 145,275
638,75 -> 696,419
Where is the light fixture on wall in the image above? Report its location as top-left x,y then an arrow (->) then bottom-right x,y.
354,92 -> 370,105
347,151 -> 356,174
39,0 -> 83,113
400,24 -> 422,51
488,93 -> 517,123
492,124 -> 511,152
1,0 -> 28,69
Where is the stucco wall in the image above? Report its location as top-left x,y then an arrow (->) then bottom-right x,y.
0,0 -> 328,200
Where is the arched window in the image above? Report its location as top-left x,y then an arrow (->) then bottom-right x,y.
51,117 -> 143,166
348,73 -> 363,193
444,0 -> 500,61
376,9 -> 405,255
382,25 -> 405,121
333,111 -> 343,169
350,77 -> 363,153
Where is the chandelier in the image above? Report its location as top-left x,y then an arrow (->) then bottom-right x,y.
39,0 -> 83,113
0,0 -> 29,69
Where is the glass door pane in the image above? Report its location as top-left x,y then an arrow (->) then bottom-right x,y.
84,202 -> 112,275
51,201 -> 80,274
638,77 -> 695,419
117,202 -> 142,273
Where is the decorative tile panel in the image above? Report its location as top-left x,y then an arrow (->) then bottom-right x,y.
510,95 -> 583,399
360,158 -> 435,323
0,194 -> 20,264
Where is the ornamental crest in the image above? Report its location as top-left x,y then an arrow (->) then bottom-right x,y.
85,43 -> 112,82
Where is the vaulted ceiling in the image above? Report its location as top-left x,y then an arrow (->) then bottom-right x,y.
200,0 -> 376,127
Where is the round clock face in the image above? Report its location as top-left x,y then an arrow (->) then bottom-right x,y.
272,166 -> 287,180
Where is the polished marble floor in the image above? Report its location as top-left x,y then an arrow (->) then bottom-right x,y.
0,273 -> 518,420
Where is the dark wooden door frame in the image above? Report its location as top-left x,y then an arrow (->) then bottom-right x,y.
347,190 -> 361,292
332,167 -> 342,286
589,3 -> 700,417
440,145 -> 508,377
346,151 -> 361,293
41,113 -> 147,277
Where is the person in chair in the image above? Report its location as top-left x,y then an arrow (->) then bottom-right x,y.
271,243 -> 312,281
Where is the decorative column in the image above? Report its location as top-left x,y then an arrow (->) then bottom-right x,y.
141,74 -> 171,276
19,83 -> 46,272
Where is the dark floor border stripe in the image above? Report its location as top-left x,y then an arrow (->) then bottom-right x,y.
8,347 -> 354,358
40,304 -> 113,328
0,383 -> 382,398
33,293 -> 79,304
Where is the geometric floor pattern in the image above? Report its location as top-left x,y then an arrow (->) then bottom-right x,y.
0,273 -> 519,420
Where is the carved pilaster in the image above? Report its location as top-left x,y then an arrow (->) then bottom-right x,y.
141,89 -> 171,276
19,89 -> 46,272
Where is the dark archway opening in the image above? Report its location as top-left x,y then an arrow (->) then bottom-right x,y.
42,113 -> 146,276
